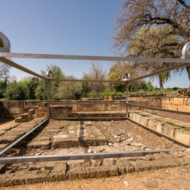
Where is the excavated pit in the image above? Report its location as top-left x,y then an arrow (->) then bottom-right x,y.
0,117 -> 189,187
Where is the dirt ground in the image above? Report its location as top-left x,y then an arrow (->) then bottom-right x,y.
0,120 -> 15,128
2,165 -> 190,190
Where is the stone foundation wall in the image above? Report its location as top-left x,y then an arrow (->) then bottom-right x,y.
1,97 -> 190,119
162,98 -> 190,112
50,106 -> 72,117
0,101 -> 46,118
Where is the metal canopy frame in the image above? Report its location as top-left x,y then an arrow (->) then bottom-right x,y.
0,43 -> 190,164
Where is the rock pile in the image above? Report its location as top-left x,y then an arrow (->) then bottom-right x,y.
176,87 -> 190,97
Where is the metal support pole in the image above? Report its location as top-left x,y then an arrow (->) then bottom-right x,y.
126,82 -> 129,118
47,80 -> 50,117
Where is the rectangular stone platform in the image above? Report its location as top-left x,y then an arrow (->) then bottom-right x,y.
27,121 -> 107,149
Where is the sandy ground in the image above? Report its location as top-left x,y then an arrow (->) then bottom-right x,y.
0,120 -> 15,128
2,165 -> 190,190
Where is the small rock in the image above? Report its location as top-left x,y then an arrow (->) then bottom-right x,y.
184,149 -> 190,155
143,180 -> 157,188
103,127 -> 107,130
126,138 -> 133,142
131,143 -> 144,147
141,146 -> 146,150
145,154 -> 155,161
145,148 -> 152,151
117,137 -> 121,142
124,181 -> 129,187
114,135 -> 118,138
35,153 -> 41,156
126,142 -> 131,145
108,143 -> 113,146
180,166 -> 189,172
88,149 -> 93,153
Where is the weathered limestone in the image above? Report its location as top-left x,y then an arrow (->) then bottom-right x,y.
51,125 -> 107,149
0,117 -> 46,147
175,129 -> 190,145
0,155 -> 189,187
27,141 -> 51,149
129,111 -> 190,145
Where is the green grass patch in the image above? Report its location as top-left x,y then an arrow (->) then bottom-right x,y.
0,98 -> 7,101
99,88 -> 186,97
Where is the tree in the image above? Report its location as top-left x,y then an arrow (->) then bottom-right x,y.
21,77 -> 39,99
55,75 -> 82,100
4,80 -> 27,100
80,73 -> 90,97
0,79 -> 7,98
108,62 -> 146,91
128,26 -> 181,89
0,62 -> 16,81
105,72 -> 125,92
111,0 -> 190,80
35,64 -> 65,100
87,62 -> 107,95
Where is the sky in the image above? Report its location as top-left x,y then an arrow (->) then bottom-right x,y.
0,0 -> 189,88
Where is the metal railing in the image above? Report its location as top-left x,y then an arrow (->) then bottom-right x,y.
0,40 -> 190,163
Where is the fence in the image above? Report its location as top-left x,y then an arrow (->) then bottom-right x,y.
0,41 -> 190,163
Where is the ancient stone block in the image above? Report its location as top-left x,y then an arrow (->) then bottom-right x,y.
140,117 -> 149,126
162,124 -> 176,138
148,119 -> 156,130
156,122 -> 164,133
172,98 -> 184,106
175,129 -> 190,145
27,140 -> 51,149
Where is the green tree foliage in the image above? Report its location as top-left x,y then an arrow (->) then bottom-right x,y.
105,72 -> 125,92
4,80 -> 27,100
80,73 -> 90,97
107,62 -> 146,92
0,80 -> 7,98
55,75 -> 82,100
20,77 -> 39,99
144,81 -> 155,92
35,64 -> 65,100
128,25 -> 181,89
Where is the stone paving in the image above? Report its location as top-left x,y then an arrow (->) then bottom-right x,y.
1,150 -> 190,187
27,120 -> 107,149
0,117 -> 46,151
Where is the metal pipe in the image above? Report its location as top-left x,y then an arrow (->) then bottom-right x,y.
0,56 -> 190,83
129,63 -> 190,82
49,117 -> 126,120
49,101 -> 126,104
47,81 -> 50,118
126,83 -> 129,118
1,52 -> 190,63
127,103 -> 190,115
49,78 -> 125,83
0,148 -> 187,164
0,118 -> 49,156
128,118 -> 190,148
0,57 -> 47,80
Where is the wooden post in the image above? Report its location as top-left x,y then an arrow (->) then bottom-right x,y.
47,80 -> 50,117
126,82 -> 129,118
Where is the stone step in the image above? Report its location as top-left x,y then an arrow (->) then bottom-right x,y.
28,109 -> 35,119
21,113 -> 30,122
15,117 -> 22,123
28,109 -> 35,115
